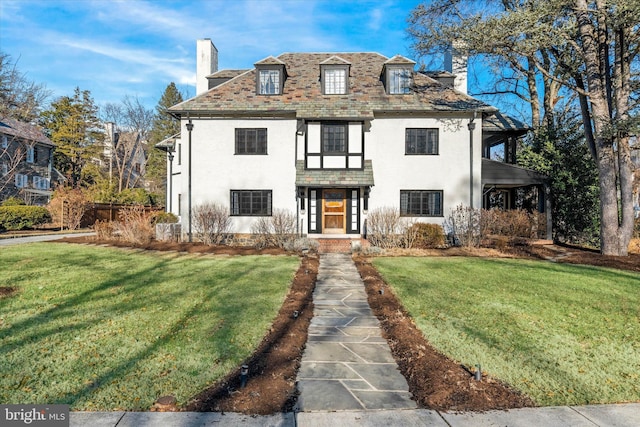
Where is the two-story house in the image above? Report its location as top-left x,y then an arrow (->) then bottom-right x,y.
0,116 -> 56,205
161,39 -> 549,243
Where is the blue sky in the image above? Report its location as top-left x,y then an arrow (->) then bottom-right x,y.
1,0 -> 429,111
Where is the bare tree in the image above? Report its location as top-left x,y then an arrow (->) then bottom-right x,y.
408,0 -> 639,255
0,135 -> 25,197
0,52 -> 51,121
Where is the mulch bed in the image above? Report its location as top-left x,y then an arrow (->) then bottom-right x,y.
50,236 -> 639,413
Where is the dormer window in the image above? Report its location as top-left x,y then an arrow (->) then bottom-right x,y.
255,56 -> 287,96
383,55 -> 416,95
259,69 -> 281,95
388,67 -> 412,94
320,56 -> 350,95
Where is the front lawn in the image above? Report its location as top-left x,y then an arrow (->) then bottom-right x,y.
0,243 -> 299,410
372,257 -> 640,406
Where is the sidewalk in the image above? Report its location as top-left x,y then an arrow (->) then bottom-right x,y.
70,404 -> 640,426
68,253 -> 640,426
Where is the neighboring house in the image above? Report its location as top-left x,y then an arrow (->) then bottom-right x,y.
161,39 -> 549,242
0,116 -> 56,205
104,122 -> 147,191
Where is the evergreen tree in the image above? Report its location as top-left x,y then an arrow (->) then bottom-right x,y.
41,88 -> 103,188
147,83 -> 184,205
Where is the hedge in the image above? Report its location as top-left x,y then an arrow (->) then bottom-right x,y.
0,206 -> 52,231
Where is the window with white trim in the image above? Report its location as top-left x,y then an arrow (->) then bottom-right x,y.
400,190 -> 443,217
15,173 -> 28,188
32,175 -> 50,190
323,68 -> 347,95
388,68 -> 412,94
258,69 -> 281,95
26,146 -> 35,163
230,190 -> 272,216
405,128 -> 439,155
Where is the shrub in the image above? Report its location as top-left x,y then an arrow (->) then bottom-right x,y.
1,197 -> 26,206
252,209 -> 297,249
94,220 -> 117,240
283,237 -> 320,253
0,206 -> 51,230
444,205 -> 482,247
366,207 -> 405,249
48,187 -> 90,230
113,205 -> 155,244
192,203 -> 233,245
481,208 -> 535,238
407,223 -> 446,248
154,212 -> 179,224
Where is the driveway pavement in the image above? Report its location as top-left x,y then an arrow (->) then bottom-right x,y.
0,232 -> 94,246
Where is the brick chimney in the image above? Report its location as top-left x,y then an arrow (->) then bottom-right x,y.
196,39 -> 218,95
444,41 -> 467,94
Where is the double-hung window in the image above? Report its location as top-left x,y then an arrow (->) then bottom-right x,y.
405,128 -> 439,155
230,190 -> 272,216
235,129 -> 267,155
14,173 -> 28,188
323,68 -> 347,95
259,69 -> 281,95
33,175 -> 50,190
388,68 -> 411,94
400,190 -> 443,217
26,146 -> 35,163
322,124 -> 346,153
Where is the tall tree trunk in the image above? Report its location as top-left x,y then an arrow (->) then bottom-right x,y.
574,0 -> 632,256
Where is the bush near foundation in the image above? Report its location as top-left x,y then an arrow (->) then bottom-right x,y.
406,223 -> 446,249
252,209 -> 297,249
0,205 -> 51,231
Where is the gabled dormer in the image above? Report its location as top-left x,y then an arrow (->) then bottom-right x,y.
255,56 -> 287,95
382,55 -> 416,95
320,56 -> 351,95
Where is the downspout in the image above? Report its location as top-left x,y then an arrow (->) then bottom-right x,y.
186,117 -> 194,243
467,111 -> 477,208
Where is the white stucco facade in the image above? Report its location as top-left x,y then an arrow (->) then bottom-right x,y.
162,49 -> 544,241
173,113 -> 483,236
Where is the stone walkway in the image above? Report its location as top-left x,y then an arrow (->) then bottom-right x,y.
294,253 -> 416,412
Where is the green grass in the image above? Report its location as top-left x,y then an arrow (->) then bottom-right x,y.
0,243 -> 299,410
372,256 -> 640,406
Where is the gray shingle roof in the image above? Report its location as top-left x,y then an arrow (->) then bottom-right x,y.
295,160 -> 374,187
170,52 -> 496,119
0,116 -> 54,146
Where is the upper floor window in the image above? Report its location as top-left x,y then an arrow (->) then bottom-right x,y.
1,162 -> 7,176
400,190 -> 443,217
258,69 -> 281,95
230,190 -> 272,216
388,68 -> 412,94
1,135 -> 7,148
323,68 -> 347,95
26,146 -> 35,163
406,128 -> 439,155
322,124 -> 347,153
235,128 -> 267,155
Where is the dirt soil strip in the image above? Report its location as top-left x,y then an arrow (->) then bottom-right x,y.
183,255 -> 319,414
353,255 -> 534,412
